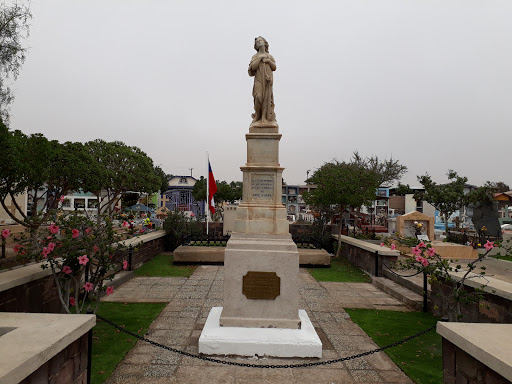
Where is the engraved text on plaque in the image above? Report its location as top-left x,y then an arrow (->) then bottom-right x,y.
242,271 -> 281,300
251,174 -> 274,200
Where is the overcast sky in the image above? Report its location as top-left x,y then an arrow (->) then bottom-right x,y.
8,0 -> 512,188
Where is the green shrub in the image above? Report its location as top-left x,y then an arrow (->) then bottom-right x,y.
163,211 -> 202,251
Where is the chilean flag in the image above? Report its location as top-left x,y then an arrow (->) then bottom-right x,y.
208,161 -> 217,215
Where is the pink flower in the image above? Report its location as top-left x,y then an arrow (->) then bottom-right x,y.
84,282 -> 93,292
13,244 -> 22,253
123,260 -> 128,270
418,242 -> 426,248
78,254 -> 89,266
391,244 -> 397,250
1,229 -> 10,239
62,266 -> 72,274
85,228 -> 92,234
48,242 -> 56,252
427,247 -> 436,257
380,243 -> 384,247
484,241 -> 494,251
72,229 -> 80,238
59,195 -> 65,203
415,255 -> 429,267
93,245 -> 99,253
42,247 -> 50,258
106,286 -> 114,296
69,297 -> 75,306
49,224 -> 60,235
47,236 -> 52,240
122,221 -> 129,227
411,246 -> 422,257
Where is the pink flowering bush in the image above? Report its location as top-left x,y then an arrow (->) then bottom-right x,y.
397,239 -> 501,321
14,212 -> 130,314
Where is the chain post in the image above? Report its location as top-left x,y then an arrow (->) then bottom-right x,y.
423,272 -> 428,312
374,251 -> 379,277
86,310 -> 94,384
128,245 -> 133,271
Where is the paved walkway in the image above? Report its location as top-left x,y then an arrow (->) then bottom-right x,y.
103,267 -> 414,384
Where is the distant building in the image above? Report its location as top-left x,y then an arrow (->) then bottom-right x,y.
281,184 -> 316,222
388,184 -> 478,230
494,191 -> 512,220
161,176 -> 205,217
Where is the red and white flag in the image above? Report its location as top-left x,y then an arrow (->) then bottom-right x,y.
208,161 -> 217,215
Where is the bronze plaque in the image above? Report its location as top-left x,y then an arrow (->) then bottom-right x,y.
242,271 -> 281,300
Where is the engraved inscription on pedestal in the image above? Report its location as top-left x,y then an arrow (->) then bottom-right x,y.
251,174 -> 274,200
242,271 -> 280,300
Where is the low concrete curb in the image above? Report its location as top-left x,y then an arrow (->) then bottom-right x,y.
372,277 -> 424,311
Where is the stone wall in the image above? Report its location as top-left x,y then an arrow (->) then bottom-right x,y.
19,333 -> 89,384
431,279 -> 512,323
198,222 -> 224,235
115,235 -> 166,269
0,231 -> 166,313
337,235 -> 399,276
441,338 -> 510,384
0,273 -> 59,313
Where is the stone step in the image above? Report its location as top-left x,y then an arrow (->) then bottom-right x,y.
382,267 -> 431,297
100,270 -> 134,297
371,277 -> 425,311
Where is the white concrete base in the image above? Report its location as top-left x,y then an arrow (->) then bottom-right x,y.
199,307 -> 322,358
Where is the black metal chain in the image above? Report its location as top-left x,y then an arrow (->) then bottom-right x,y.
96,314 -> 437,369
381,261 -> 423,278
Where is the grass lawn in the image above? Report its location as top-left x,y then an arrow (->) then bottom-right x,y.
346,309 -> 442,384
308,257 -> 371,282
134,253 -> 197,277
496,255 -> 512,262
91,302 -> 166,384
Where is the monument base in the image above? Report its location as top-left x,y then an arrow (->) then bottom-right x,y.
199,307 -> 322,358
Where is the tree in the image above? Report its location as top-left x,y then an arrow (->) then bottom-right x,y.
0,129 -> 93,234
416,170 -> 468,233
305,155 -> 406,257
351,151 -> 407,186
489,181 -> 510,193
192,176 -> 206,203
0,2 -> 31,124
84,139 -> 165,221
216,181 -> 243,204
393,183 -> 414,196
192,178 -> 243,205
305,161 -> 380,257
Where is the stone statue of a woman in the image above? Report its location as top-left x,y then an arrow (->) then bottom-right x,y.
249,36 -> 277,125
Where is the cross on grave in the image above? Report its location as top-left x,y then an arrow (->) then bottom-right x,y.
160,193 -> 171,208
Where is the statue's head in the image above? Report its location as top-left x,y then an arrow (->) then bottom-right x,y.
254,36 -> 269,53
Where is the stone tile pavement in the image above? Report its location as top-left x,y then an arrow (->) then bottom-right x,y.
102,266 -> 414,383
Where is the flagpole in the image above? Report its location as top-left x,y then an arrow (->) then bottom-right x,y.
206,151 -> 209,236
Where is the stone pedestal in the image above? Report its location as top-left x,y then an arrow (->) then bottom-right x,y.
220,232 -> 301,328
233,123 -> 289,235
199,107 -> 321,355
219,122 -> 302,329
